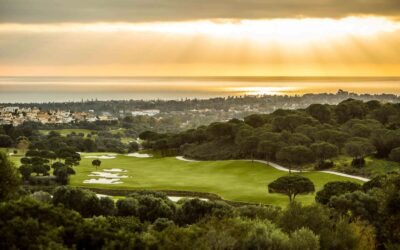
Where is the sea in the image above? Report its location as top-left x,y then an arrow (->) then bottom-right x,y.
0,76 -> 399,103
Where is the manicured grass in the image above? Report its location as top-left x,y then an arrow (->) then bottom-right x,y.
70,153 -> 363,207
1,147 -> 22,165
333,156 -> 400,177
39,129 -> 93,136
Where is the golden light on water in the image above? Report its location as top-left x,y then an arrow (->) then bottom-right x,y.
225,86 -> 299,96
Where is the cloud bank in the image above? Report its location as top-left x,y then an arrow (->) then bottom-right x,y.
1,0 -> 400,23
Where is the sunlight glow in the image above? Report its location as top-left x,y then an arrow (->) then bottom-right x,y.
2,17 -> 399,43
225,86 -> 299,96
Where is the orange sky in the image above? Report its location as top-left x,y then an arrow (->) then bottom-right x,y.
1,1 -> 400,77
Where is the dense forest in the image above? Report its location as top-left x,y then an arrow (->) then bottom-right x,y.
141,99 -> 400,176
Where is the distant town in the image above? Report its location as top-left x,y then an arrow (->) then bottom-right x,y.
0,106 -> 121,126
2,90 -> 400,128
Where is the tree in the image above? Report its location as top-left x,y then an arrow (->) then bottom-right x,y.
389,147 -> 400,162
328,191 -> 380,223
310,142 -> 338,169
244,114 -> 266,128
289,227 -> 320,250
128,141 -> 139,153
152,138 -> 169,156
139,130 -> 160,141
99,196 -> 116,216
52,186 -> 100,217
272,114 -> 317,133
92,159 -> 102,170
257,139 -> 285,161
239,136 -> 259,161
207,122 -> 235,139
371,129 -> 400,158
0,152 -> 20,201
276,146 -> 315,173
306,103 -> 332,123
16,138 -> 30,155
19,164 -> 33,181
344,138 -> 376,167
53,165 -> 75,185
116,197 -> 139,216
51,161 -> 65,170
314,129 -> 349,148
315,181 -> 361,205
0,134 -> 13,147
268,175 -> 315,202
335,99 -> 367,124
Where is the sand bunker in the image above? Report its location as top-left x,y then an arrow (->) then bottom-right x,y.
85,155 -> 116,159
96,194 -> 109,198
103,168 -> 127,172
126,152 -> 152,158
89,171 -> 128,178
175,156 -> 200,162
83,178 -> 122,184
168,196 -> 208,202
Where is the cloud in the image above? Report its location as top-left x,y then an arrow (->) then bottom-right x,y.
1,0 -> 400,23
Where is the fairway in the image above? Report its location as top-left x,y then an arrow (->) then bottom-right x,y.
71,153 -> 363,206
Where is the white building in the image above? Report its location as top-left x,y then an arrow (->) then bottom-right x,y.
131,109 -> 160,116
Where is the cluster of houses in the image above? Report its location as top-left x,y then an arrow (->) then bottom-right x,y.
0,106 -> 117,126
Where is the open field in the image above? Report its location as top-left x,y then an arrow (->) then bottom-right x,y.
70,153 -> 363,207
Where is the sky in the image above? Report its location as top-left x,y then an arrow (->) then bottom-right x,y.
1,0 -> 400,76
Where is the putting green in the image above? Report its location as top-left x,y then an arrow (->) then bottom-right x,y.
71,153 -> 363,207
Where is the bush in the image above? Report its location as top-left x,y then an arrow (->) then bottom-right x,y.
351,157 -> 366,167
30,191 -> 52,203
134,195 -> 176,222
176,198 -> 233,225
316,181 -> 362,205
151,218 -> 175,231
389,147 -> 400,163
52,186 -> 101,217
237,205 -> 281,222
118,193 -> 177,222
116,198 -> 139,216
289,227 -> 320,250
314,160 -> 334,170
99,196 -> 116,216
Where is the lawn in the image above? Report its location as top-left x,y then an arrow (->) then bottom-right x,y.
1,147 -> 23,165
39,129 -> 93,136
70,153 -> 363,207
333,156 -> 400,177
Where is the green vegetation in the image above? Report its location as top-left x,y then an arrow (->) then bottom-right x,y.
39,128 -> 93,136
142,99 -> 400,177
268,175 -> 315,202
333,156 -> 400,176
70,153 -> 362,206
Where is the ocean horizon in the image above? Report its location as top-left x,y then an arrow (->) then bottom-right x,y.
1,76 -> 400,103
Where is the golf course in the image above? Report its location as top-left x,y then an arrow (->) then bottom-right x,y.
71,152 -> 364,206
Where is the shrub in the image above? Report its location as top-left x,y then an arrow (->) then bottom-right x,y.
316,181 -> 362,205
389,147 -> 400,163
151,218 -> 175,232
116,198 -> 139,216
176,199 -> 232,225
